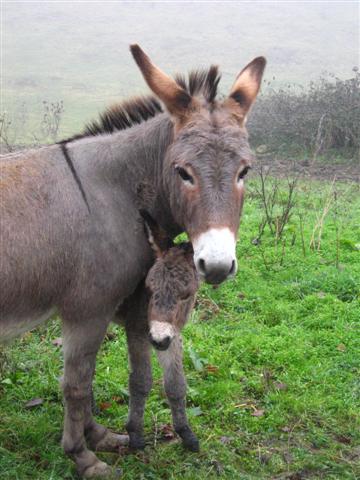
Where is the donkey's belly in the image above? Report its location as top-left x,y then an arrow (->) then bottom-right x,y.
0,308 -> 56,343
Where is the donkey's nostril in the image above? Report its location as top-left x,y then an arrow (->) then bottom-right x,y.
197,258 -> 206,275
195,258 -> 237,284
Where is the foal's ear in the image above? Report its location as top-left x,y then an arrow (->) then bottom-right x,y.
139,209 -> 173,258
226,56 -> 266,123
130,44 -> 194,123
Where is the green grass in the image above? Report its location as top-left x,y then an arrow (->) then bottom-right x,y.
0,178 -> 359,479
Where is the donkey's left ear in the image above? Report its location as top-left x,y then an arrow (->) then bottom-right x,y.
130,44 -> 194,124
227,56 -> 266,123
139,209 -> 173,258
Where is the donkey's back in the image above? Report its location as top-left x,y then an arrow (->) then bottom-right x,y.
0,144 -> 150,342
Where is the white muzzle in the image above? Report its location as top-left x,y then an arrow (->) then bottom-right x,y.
193,228 -> 237,284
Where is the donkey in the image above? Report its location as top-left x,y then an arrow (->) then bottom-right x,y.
115,210 -> 200,452
0,45 -> 265,477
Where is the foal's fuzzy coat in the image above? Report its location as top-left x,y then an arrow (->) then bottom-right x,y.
115,211 -> 200,451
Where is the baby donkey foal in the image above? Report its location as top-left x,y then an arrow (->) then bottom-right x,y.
127,211 -> 200,451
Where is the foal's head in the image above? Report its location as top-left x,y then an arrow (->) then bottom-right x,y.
131,45 -> 266,285
141,210 -> 199,351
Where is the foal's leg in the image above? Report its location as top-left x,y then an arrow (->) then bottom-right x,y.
156,334 -> 199,452
125,321 -> 153,449
123,288 -> 152,449
61,317 -> 126,478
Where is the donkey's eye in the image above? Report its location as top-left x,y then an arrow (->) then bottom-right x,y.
175,166 -> 194,185
237,166 -> 250,182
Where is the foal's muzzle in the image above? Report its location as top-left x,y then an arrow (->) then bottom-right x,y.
148,321 -> 174,351
149,333 -> 172,351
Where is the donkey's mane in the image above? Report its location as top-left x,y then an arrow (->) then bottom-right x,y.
174,65 -> 221,104
61,66 -> 221,143
84,96 -> 163,137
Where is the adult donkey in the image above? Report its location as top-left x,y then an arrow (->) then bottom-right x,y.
0,45 -> 265,477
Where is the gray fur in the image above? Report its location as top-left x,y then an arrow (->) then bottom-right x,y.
120,225 -> 199,453
0,117 -> 177,477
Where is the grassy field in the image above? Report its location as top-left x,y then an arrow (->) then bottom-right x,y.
0,177 -> 359,480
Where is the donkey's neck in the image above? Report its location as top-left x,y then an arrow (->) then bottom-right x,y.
69,113 -> 181,237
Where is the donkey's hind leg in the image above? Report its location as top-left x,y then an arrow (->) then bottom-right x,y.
156,334 -> 199,452
61,316 -> 125,478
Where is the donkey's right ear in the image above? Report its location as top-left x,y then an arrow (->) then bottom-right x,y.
139,209 -> 173,257
130,44 -> 195,123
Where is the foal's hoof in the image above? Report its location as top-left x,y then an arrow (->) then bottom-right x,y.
183,436 -> 200,452
176,427 -> 200,452
93,432 -> 129,452
128,432 -> 146,450
82,460 -> 114,478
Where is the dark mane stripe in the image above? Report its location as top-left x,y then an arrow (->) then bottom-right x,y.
60,67 -> 221,143
84,96 -> 163,137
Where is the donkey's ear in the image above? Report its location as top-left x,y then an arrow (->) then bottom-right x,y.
227,56 -> 266,123
130,44 -> 194,122
139,209 -> 173,257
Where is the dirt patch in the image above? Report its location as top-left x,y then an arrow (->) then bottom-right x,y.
254,155 -> 360,183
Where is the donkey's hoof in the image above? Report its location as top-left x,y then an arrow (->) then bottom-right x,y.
82,460 -> 113,478
128,432 -> 146,450
92,432 -> 129,452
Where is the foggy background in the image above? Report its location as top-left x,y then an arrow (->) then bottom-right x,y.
2,1 -> 359,139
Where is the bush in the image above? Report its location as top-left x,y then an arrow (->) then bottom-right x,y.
249,69 -> 360,156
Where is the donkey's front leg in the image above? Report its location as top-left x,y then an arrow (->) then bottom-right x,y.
156,334 -> 199,452
61,317 -> 126,478
125,320 -> 152,449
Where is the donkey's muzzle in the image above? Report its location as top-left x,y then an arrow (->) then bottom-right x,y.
196,258 -> 236,285
149,333 -> 172,351
193,228 -> 237,284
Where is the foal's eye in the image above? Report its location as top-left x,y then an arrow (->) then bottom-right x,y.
180,294 -> 191,301
237,166 -> 250,182
175,166 -> 194,185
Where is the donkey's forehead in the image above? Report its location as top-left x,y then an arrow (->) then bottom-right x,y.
171,119 -> 252,165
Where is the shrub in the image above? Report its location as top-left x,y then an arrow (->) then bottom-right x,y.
249,69 -> 360,156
